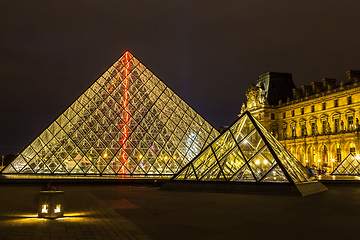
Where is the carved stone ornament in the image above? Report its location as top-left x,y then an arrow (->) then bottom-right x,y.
246,84 -> 261,109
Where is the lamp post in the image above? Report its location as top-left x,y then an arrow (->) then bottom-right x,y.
318,159 -> 321,175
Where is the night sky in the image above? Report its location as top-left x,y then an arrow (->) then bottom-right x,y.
1,0 -> 360,156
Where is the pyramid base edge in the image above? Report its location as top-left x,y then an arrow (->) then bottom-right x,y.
295,181 -> 328,196
160,180 -> 322,196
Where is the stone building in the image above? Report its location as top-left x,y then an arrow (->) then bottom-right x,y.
242,70 -> 360,173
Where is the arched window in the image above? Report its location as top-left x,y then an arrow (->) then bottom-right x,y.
323,145 -> 328,163
348,115 -> 354,130
350,143 -> 355,154
301,125 -> 307,137
311,146 -> 316,165
336,144 -> 341,162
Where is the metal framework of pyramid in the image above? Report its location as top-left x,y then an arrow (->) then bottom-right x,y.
2,51 -> 219,177
162,111 -> 327,196
331,153 -> 360,175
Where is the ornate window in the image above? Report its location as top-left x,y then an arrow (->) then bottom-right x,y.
290,121 -> 296,138
283,112 -> 286,119
322,102 -> 326,110
348,96 -> 352,105
336,144 -> 341,162
311,105 -> 315,112
344,110 -> 355,131
334,118 -> 340,133
322,120 -> 326,134
348,115 -> 354,130
292,110 -> 295,117
350,143 -> 356,154
301,108 -> 304,115
311,122 -> 316,135
271,113 -> 275,120
301,125 -> 307,137
334,99 -> 338,107
323,145 -> 328,164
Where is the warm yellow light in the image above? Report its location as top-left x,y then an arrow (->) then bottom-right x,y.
165,156 -> 168,160
42,205 -> 48,214
331,159 -> 335,162
318,159 -> 321,163
89,156 -> 92,160
139,155 -> 143,159
305,159 -> 308,163
356,154 -> 360,160
255,160 -> 260,165
263,160 -> 268,164
244,140 -> 248,144
173,156 -> 176,160
54,205 -> 61,213
104,153 -> 108,158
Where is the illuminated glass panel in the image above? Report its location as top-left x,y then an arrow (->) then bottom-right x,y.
174,111 -> 318,185
3,51 -> 219,177
332,154 -> 360,175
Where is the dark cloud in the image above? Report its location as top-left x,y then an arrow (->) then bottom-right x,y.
1,0 -> 360,155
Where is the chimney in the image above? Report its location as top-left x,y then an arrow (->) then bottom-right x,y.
321,78 -> 336,90
301,85 -> 313,96
311,82 -> 323,93
346,70 -> 360,83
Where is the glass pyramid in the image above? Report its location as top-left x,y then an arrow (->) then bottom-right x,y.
331,154 -> 360,175
173,111 -> 317,184
2,51 -> 219,177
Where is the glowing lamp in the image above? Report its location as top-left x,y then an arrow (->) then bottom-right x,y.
38,191 -> 64,218
255,160 -> 260,165
41,205 -> 48,213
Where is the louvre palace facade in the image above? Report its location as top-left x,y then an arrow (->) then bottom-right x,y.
242,70 -> 360,173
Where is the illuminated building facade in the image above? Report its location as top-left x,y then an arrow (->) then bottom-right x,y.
2,51 -> 219,177
242,70 -> 360,173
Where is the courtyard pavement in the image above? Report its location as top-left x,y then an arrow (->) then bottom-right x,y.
0,183 -> 360,239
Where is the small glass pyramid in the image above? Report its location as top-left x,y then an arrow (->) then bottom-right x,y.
173,111 -> 317,183
2,51 -> 219,177
331,154 -> 360,175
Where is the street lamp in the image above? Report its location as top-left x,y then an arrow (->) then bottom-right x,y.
318,159 -> 321,174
